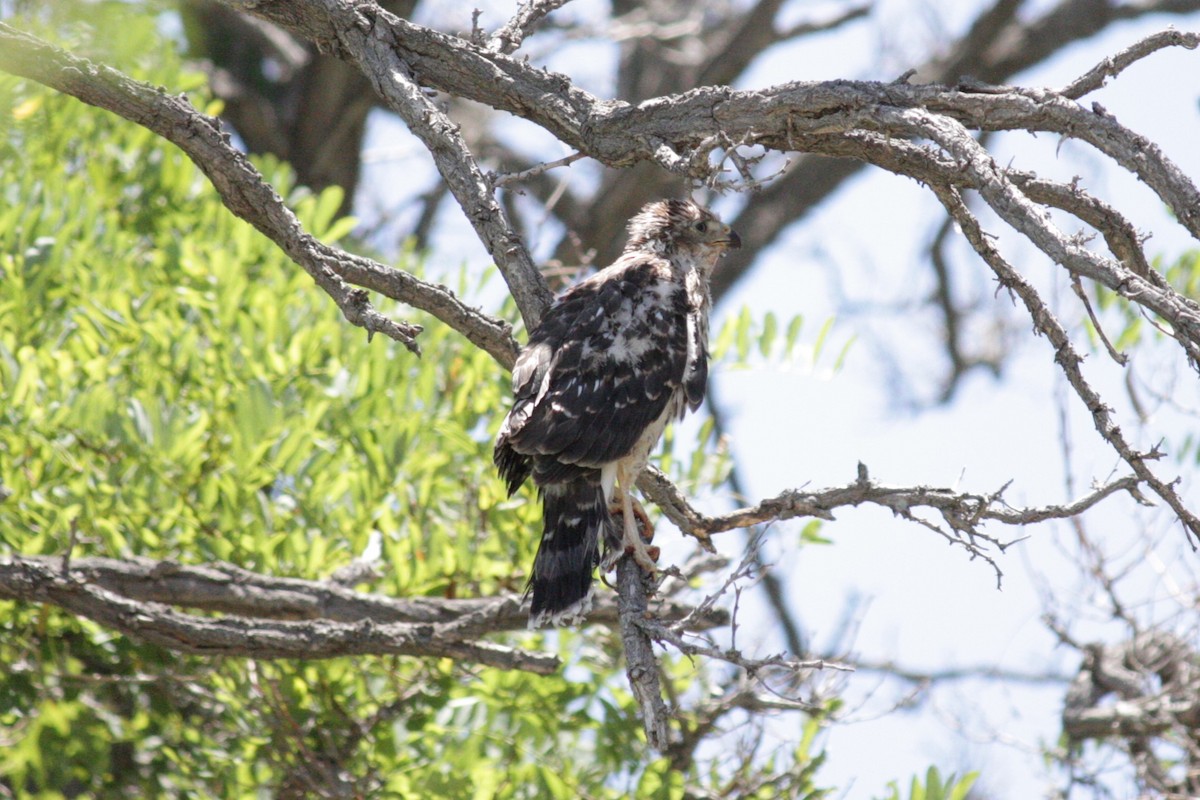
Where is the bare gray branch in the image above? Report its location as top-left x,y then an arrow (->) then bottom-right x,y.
1061,27 -> 1200,99
4,554 -> 726,633
0,557 -> 559,673
641,465 -> 1143,555
488,0 -> 573,55
930,185 -> 1200,547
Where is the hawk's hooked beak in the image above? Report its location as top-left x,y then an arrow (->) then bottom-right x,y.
716,229 -> 741,252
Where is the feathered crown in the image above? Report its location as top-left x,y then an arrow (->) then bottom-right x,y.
624,199 -> 703,252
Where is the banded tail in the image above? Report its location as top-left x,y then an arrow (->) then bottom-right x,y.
528,471 -> 614,627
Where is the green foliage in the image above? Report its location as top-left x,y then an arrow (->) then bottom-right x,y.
709,305 -> 854,373
0,6 -> 845,798
1089,248 -> 1200,355
875,767 -> 979,800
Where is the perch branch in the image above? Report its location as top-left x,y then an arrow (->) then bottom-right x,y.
616,556 -> 670,751
2,554 -> 727,634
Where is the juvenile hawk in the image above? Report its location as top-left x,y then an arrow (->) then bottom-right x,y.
494,199 -> 740,627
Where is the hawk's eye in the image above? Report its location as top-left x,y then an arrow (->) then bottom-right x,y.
695,221 -> 709,233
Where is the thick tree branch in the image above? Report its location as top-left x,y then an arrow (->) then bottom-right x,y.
181,6 -> 1200,366
206,3 -> 1200,361
714,1 -> 1200,304
871,103 -> 1200,356
182,0 -> 1200,340
2,555 -> 726,634
0,22 -> 522,368
771,126 -> 1200,367
0,557 -> 559,673
211,4 -> 1199,177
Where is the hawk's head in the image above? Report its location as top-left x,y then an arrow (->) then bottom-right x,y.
624,199 -> 741,268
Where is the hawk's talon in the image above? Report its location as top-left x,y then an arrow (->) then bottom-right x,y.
631,501 -> 654,544
611,493 -> 658,574
621,543 -> 659,564
623,540 -> 659,574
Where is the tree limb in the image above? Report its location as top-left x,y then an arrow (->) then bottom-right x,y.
713,1 -> 1200,306
205,3 -> 1200,363
616,556 -> 670,750
0,557 -> 560,673
1061,27 -> 1200,99
641,465 -> 1146,582
170,6 -> 1200,374
770,126 -> 1200,366
326,3 -> 555,328
3,554 -> 725,632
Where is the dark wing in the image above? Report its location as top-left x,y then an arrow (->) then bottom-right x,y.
495,258 -> 689,488
682,313 -> 708,413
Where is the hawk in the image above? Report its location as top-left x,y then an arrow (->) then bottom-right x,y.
494,199 -> 741,627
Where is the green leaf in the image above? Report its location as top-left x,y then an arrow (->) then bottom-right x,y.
759,310 -> 777,358
832,334 -> 856,372
812,316 -> 835,364
947,772 -> 979,800
784,314 -> 804,358
735,305 -> 753,364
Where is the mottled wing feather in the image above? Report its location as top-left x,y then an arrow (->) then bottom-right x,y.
683,332 -> 707,413
500,257 -> 689,480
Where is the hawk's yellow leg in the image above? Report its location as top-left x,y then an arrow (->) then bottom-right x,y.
613,462 -> 659,573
